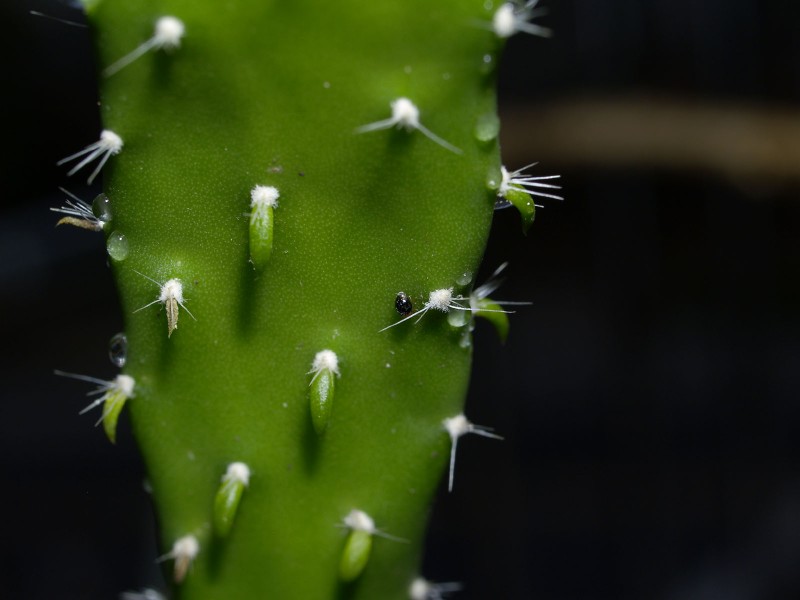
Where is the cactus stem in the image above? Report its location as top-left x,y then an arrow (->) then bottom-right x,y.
103,16 -> 186,77
355,97 -> 462,155
57,129 -> 123,184
442,413 -> 503,492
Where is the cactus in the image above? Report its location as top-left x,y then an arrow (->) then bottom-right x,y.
54,1 -> 558,598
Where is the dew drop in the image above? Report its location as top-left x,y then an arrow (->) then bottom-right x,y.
457,271 -> 473,286
459,330 -> 472,349
448,310 -> 468,328
106,231 -> 129,261
474,113 -> 500,143
486,167 -> 501,192
480,53 -> 494,75
108,332 -> 127,367
494,198 -> 512,211
92,193 -> 112,223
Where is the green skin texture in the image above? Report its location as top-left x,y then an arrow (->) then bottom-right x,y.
82,0 -> 513,597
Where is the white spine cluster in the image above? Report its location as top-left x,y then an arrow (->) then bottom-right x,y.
492,1 -> 551,39
50,188 -> 107,231
356,97 -> 462,154
443,414 -> 503,492
498,163 -> 562,204
342,509 -> 407,542
409,577 -> 463,600
134,272 -> 196,338
104,16 -> 186,76
54,370 -> 136,424
57,129 -> 123,184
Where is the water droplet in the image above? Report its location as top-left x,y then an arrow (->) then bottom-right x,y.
474,113 -> 500,143
459,330 -> 472,349
106,231 -> 129,261
494,198 -> 512,211
484,0 -> 494,10
404,65 -> 412,74
457,271 -> 473,286
448,310 -> 468,328
92,193 -> 112,222
108,332 -> 127,367
486,167 -> 501,192
480,53 -> 494,75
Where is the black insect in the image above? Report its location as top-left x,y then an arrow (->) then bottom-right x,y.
395,292 -> 413,316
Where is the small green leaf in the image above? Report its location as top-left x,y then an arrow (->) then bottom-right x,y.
473,298 -> 509,342
339,530 -> 372,582
101,388 -> 128,444
214,479 -> 245,538
249,186 -> 279,269
213,462 -> 250,538
249,205 -> 274,268
310,370 -> 335,435
505,188 -> 536,233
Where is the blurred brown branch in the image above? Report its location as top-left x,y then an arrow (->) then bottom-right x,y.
501,96 -> 800,183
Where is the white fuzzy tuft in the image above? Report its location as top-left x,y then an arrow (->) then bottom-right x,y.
159,279 -> 185,305
115,374 -> 136,398
153,16 -> 185,49
390,97 -> 421,130
443,414 -> 470,439
311,349 -> 340,376
100,130 -> 124,153
492,4 -> 517,37
171,535 -> 199,560
224,462 -> 251,486
250,185 -> 280,209
343,509 -> 375,534
427,288 -> 454,312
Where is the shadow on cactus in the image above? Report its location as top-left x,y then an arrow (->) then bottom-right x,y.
53,1 -> 561,598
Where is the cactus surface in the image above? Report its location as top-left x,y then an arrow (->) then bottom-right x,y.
59,0 -> 546,597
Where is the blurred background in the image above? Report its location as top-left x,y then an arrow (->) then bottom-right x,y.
3,1 -> 800,598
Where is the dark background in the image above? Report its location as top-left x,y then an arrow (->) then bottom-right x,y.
3,1 -> 800,598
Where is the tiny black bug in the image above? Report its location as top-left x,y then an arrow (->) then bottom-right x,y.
395,292 -> 413,316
